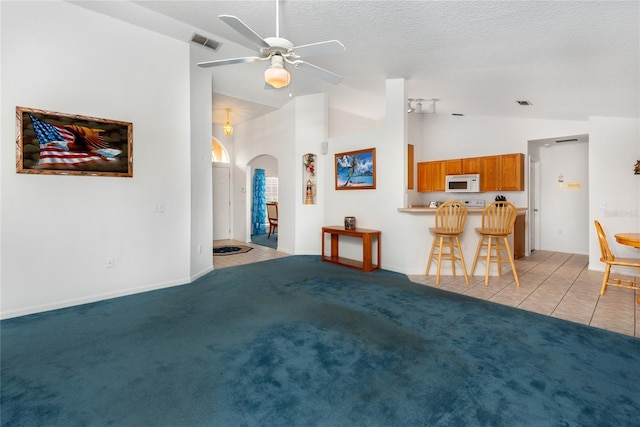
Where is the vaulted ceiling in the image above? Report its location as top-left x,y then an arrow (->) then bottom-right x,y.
77,1 -> 639,126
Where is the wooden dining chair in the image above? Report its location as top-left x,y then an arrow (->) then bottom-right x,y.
594,220 -> 640,295
425,200 -> 469,286
470,201 -> 520,287
266,202 -> 278,239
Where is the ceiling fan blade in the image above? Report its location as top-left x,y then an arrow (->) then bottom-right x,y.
219,15 -> 270,51
290,60 -> 343,85
292,40 -> 346,58
198,56 -> 265,68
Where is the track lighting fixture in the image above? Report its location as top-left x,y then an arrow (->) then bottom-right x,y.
407,98 -> 439,114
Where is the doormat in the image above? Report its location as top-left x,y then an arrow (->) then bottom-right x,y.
213,245 -> 253,256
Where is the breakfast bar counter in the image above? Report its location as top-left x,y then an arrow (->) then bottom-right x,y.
398,205 -> 528,262
398,205 -> 528,215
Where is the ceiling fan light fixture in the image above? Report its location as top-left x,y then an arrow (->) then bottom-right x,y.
223,108 -> 233,136
264,55 -> 291,89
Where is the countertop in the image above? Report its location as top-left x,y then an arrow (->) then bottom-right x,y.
398,205 -> 528,214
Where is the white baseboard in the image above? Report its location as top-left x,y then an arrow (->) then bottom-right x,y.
1,276 -> 194,320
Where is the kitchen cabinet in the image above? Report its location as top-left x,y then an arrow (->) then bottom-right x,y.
417,161 -> 446,192
478,156 -> 499,191
417,153 -> 524,193
461,157 -> 482,174
444,159 -> 462,175
480,153 -> 524,191
498,153 -> 525,191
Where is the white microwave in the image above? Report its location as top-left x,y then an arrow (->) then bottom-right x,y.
445,174 -> 481,193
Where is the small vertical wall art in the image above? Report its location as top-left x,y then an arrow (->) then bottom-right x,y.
303,153 -> 317,204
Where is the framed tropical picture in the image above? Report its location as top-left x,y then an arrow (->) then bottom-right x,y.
335,147 -> 376,190
16,106 -> 133,177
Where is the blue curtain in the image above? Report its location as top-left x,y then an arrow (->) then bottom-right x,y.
251,169 -> 267,235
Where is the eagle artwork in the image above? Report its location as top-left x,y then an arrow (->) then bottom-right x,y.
635,160 -> 640,175
28,114 -> 121,169
17,107 -> 132,177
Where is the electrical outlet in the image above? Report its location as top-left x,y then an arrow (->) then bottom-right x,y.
106,257 -> 114,268
198,245 -> 203,254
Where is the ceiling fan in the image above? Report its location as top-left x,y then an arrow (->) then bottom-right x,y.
197,0 -> 346,89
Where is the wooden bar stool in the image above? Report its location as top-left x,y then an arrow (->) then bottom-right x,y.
425,200 -> 469,286
470,201 -> 520,287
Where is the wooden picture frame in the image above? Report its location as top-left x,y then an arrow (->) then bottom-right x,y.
16,106 -> 133,177
335,147 -> 376,190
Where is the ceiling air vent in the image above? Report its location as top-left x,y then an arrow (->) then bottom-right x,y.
555,138 -> 579,143
516,100 -> 532,106
190,33 -> 222,52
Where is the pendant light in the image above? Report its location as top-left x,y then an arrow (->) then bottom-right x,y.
223,108 -> 233,136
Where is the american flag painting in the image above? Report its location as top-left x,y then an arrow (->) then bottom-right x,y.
16,107 -> 132,177
29,114 -> 116,167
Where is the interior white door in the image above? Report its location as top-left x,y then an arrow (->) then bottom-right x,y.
212,165 -> 231,240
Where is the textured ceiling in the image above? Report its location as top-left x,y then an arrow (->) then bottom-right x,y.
78,1 -> 639,125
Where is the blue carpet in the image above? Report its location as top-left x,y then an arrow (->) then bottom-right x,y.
2,256 -> 639,426
251,232 -> 277,249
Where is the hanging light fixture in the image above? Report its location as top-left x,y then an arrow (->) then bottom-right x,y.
264,55 -> 291,89
223,108 -> 233,136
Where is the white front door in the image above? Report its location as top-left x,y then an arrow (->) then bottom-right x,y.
212,164 -> 231,240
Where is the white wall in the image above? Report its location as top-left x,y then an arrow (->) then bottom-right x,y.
418,114 -> 590,208
589,117 -> 640,271
323,79 -> 408,272
406,112 -> 424,207
232,93 -> 327,255
251,155 -> 278,176
0,1 -> 201,318
190,46 -> 215,278
417,113 -> 639,268
2,3 -> 637,319
293,94 -> 327,255
328,107 -> 380,138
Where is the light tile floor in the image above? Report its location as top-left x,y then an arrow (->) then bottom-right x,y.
213,239 -> 290,269
213,242 -> 640,338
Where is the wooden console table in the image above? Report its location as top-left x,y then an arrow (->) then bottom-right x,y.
321,226 -> 381,272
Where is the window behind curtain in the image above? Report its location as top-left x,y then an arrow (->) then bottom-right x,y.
264,172 -> 278,228
265,176 -> 278,203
